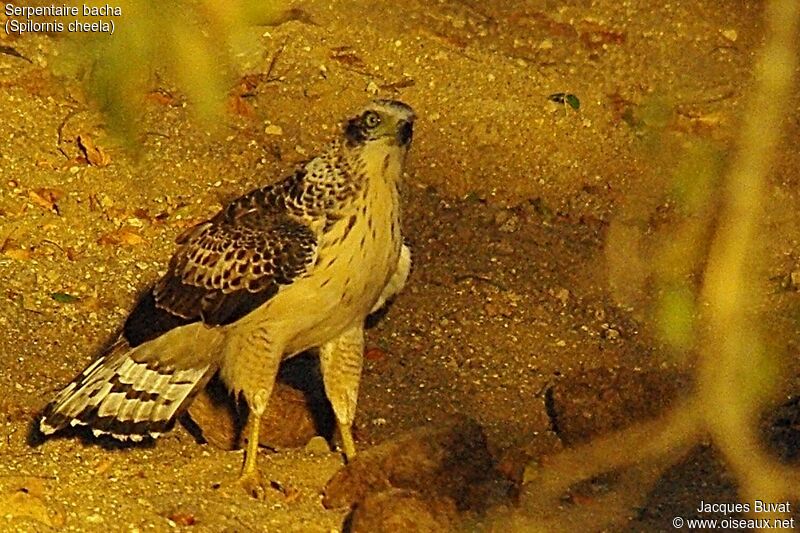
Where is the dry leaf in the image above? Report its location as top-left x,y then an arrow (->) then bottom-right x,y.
578,21 -> 626,49
146,89 -> 179,106
132,207 -> 151,221
97,228 -> 145,246
0,45 -> 31,63
380,78 -> 416,91
28,187 -> 64,213
228,94 -> 255,118
3,247 -> 32,260
35,159 -> 57,170
235,73 -> 268,96
77,135 -> 111,167
329,46 -> 369,73
364,346 -> 386,362
167,511 -> 197,526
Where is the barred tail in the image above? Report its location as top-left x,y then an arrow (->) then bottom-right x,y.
39,340 -> 210,441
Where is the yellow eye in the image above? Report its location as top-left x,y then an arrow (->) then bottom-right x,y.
363,111 -> 381,129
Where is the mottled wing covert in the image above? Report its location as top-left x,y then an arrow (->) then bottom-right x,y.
161,209 -> 316,321
124,205 -> 316,346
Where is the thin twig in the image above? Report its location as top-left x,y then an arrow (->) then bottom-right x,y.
56,108 -> 83,160
264,42 -> 286,82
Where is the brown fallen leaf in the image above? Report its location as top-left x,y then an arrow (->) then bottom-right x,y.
234,73 -> 269,97
330,46 -> 369,73
3,246 -> 32,260
28,187 -> 64,213
97,228 -> 145,246
227,94 -> 256,118
35,159 -> 58,170
167,510 -> 196,526
578,21 -> 626,49
77,134 -> 112,167
146,89 -> 179,107
0,45 -> 31,63
365,346 -> 386,362
380,78 -> 416,91
132,207 -> 152,221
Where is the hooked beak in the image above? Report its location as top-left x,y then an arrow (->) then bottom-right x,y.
397,119 -> 413,146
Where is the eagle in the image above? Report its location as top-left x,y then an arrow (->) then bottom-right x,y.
39,99 -> 415,497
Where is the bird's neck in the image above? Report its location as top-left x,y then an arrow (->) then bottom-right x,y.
354,139 -> 406,189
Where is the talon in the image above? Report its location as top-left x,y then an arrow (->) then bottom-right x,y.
238,404 -> 265,498
239,470 -> 266,499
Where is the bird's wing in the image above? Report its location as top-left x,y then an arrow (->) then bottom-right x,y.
123,203 -> 317,347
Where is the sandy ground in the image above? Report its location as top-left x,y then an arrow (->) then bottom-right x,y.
2,0 -> 800,531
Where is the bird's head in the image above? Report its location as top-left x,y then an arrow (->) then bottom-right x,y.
343,100 -> 416,149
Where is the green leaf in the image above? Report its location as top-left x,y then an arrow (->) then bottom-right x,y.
565,93 -> 581,110
50,292 -> 79,304
548,93 -> 580,110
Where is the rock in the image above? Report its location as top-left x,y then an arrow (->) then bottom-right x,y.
323,414 -> 511,512
305,435 -> 331,455
497,432 -> 564,489
493,210 -> 520,233
348,489 -> 457,533
721,28 -> 738,42
187,378 -> 320,450
264,124 -> 284,136
548,368 -> 688,445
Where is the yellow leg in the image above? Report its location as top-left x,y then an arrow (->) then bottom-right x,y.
339,421 -> 356,462
320,326 -> 364,463
239,408 -> 264,498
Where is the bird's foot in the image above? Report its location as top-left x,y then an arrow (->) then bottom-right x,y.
238,469 -> 267,500
339,423 -> 357,464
